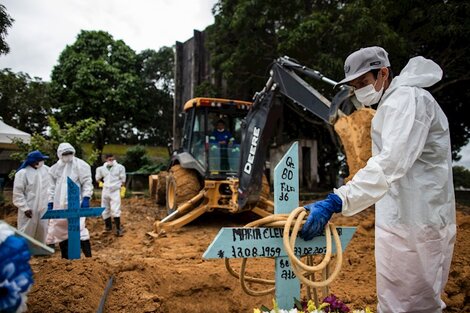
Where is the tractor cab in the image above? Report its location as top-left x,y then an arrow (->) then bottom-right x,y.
179,97 -> 252,180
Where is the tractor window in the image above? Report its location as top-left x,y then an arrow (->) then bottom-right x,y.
207,111 -> 242,175
189,110 -> 206,165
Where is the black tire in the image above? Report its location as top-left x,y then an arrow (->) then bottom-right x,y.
155,171 -> 168,205
166,164 -> 201,213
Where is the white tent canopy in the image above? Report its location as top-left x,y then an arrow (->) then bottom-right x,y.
0,120 -> 31,144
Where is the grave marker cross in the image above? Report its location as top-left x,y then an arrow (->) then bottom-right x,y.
204,142 -> 356,309
42,177 -> 104,259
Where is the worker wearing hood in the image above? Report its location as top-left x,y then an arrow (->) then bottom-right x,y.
47,143 -> 94,258
301,47 -> 456,312
12,150 -> 51,242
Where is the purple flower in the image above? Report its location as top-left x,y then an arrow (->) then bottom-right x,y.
323,294 -> 337,304
321,294 -> 350,313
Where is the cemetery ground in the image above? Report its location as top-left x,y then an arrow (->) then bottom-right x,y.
1,195 -> 469,312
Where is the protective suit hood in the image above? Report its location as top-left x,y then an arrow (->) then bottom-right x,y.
56,143 -> 76,158
389,56 -> 442,90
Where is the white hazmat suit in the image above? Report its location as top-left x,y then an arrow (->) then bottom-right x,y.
47,143 -> 93,243
95,160 -> 126,218
13,165 -> 51,242
335,56 -> 456,312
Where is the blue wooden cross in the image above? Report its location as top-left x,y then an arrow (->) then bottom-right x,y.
204,142 -> 356,309
42,177 -> 104,259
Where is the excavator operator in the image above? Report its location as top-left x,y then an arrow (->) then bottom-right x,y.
210,119 -> 235,171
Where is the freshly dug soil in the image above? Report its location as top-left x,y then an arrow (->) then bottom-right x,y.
334,108 -> 375,181
2,195 -> 468,312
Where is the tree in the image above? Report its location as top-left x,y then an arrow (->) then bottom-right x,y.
453,166 -> 470,189
0,69 -> 54,134
138,46 -> 175,93
9,116 -> 104,177
121,145 -> 151,172
207,0 -> 470,170
50,30 -> 141,156
134,47 -> 174,145
0,4 -> 13,55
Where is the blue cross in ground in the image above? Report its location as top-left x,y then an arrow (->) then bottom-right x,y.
204,142 -> 356,310
42,177 -> 104,260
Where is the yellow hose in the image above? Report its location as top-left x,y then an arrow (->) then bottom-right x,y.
225,206 -> 343,296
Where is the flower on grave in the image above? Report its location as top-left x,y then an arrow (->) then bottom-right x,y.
254,294 -> 372,313
0,223 -> 34,313
322,294 -> 350,312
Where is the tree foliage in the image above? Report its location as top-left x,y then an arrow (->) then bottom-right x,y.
49,30 -> 174,149
9,116 -> 104,177
121,145 -> 151,172
134,47 -> 174,145
207,0 -> 470,162
0,4 -> 13,55
50,30 -> 141,152
453,166 -> 470,189
0,69 -> 54,134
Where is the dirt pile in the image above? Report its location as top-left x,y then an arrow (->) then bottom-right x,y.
1,195 -> 469,312
28,258 -> 110,312
334,108 -> 375,181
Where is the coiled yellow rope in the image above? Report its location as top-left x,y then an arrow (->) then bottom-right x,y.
225,207 -> 343,297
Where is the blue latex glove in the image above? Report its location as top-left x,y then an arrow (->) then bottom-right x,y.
300,193 -> 342,241
47,202 -> 53,210
81,196 -> 90,208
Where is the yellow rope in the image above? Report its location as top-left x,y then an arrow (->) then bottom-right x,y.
225,206 -> 343,296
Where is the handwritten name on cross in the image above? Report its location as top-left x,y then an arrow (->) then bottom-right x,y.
203,142 -> 356,309
42,177 -> 104,259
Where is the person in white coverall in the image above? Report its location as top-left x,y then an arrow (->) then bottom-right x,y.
12,150 -> 51,243
47,143 -> 94,258
95,154 -> 126,236
300,46 -> 456,313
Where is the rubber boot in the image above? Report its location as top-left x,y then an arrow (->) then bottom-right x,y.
59,240 -> 68,259
114,217 -> 123,236
104,217 -> 112,232
80,240 -> 92,257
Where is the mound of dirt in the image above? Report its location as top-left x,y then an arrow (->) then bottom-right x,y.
1,194 -> 468,312
334,108 -> 375,182
28,258 -> 110,313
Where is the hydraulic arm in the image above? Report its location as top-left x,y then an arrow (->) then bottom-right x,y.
237,56 -> 355,209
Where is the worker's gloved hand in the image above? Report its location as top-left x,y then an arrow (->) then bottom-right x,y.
47,202 -> 53,210
300,193 -> 342,241
81,196 -> 90,208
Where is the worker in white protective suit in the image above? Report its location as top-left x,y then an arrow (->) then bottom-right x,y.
47,143 -> 94,258
12,150 -> 51,243
300,46 -> 456,313
95,154 -> 126,236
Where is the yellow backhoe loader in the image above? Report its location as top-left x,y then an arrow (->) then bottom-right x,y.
151,56 -> 373,236
151,98 -> 274,235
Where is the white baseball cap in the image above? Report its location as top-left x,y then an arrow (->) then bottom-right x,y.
337,46 -> 390,85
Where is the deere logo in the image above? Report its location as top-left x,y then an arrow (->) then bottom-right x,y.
344,65 -> 350,73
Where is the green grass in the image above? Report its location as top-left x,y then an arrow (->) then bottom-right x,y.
82,143 -> 169,160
